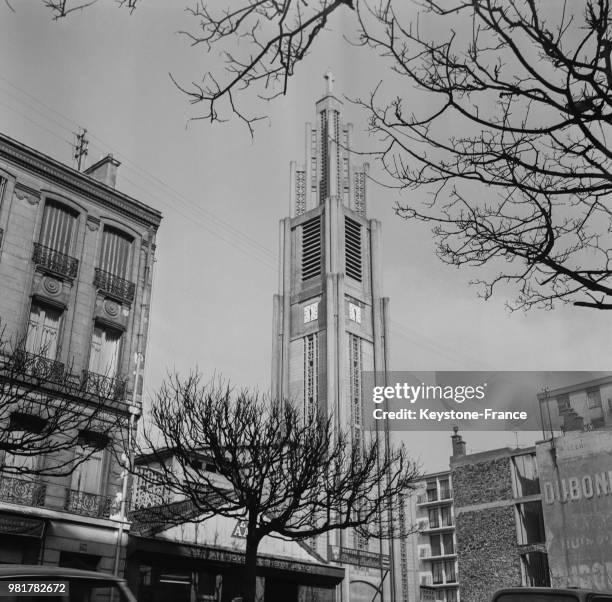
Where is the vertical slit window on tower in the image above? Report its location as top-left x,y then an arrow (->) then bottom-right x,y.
333,110 -> 340,196
304,333 -> 318,416
301,216 -> 322,281
295,170 -> 306,216
349,334 -> 363,448
319,111 -> 328,201
345,216 -> 363,282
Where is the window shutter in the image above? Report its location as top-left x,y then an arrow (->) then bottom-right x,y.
39,201 -> 78,254
345,216 -> 362,281
301,217 -> 322,281
100,226 -> 133,278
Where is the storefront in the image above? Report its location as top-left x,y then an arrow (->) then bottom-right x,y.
0,511 -> 46,564
126,511 -> 344,602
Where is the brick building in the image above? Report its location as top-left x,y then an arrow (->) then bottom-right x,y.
449,431 -> 549,602
0,132 -> 161,572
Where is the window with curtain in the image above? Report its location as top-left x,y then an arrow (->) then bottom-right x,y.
442,533 -> 454,554
39,200 -> 78,254
444,561 -> 456,582
70,446 -> 104,495
432,562 -> 444,584
88,324 -> 122,378
441,505 -> 452,526
429,534 -> 441,556
99,226 -> 133,278
26,301 -> 62,360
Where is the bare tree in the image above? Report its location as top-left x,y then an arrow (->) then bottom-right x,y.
134,375 -> 419,602
0,326 -> 128,478
164,0 -> 612,311
353,0 -> 612,311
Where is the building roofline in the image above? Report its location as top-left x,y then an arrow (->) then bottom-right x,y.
450,444 -> 536,467
0,132 -> 162,228
536,374 -> 612,400
422,469 -> 451,480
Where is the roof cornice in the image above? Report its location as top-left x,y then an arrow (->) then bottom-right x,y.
0,133 -> 162,229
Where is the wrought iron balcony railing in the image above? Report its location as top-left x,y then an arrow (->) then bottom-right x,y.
0,475 -> 47,507
32,243 -> 79,279
64,489 -> 113,518
81,370 -> 127,401
8,349 -> 65,384
93,268 -> 135,303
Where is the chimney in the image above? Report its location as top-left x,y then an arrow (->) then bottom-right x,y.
451,426 -> 466,458
84,154 -> 121,188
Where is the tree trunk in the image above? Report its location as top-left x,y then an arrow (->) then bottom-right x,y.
242,536 -> 259,602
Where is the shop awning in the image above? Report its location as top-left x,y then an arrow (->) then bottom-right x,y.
0,512 -> 46,538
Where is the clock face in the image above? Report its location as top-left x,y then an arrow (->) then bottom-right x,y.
349,302 -> 362,324
304,302 -> 318,323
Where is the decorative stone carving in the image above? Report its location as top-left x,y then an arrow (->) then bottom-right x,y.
42,276 -> 61,296
15,183 -> 40,206
103,299 -> 120,318
87,216 -> 100,231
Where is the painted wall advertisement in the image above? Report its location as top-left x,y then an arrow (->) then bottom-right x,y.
536,430 -> 612,590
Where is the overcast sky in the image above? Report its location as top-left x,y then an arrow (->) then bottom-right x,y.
1,2 -> 610,472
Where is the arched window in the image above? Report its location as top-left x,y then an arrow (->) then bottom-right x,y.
39,200 -> 79,254
99,225 -> 133,279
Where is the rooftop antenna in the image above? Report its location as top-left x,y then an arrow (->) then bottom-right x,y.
73,127 -> 89,171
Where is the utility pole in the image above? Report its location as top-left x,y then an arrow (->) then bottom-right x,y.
73,128 -> 89,171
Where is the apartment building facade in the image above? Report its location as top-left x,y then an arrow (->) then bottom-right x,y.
393,471 -> 458,602
0,132 -> 161,573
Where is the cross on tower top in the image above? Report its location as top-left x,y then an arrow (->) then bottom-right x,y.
324,70 -> 335,95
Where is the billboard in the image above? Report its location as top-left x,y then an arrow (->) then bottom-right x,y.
536,430 -> 612,590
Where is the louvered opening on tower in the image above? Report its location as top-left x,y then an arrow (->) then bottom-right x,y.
345,216 -> 363,282
301,217 -> 322,281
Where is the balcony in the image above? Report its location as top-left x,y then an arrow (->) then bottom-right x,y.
0,475 -> 47,507
94,268 -> 135,303
64,489 -> 115,518
429,551 -> 457,560
81,370 -> 127,401
8,349 -> 65,384
32,243 -> 79,280
423,520 -> 454,532
0,473 -> 122,521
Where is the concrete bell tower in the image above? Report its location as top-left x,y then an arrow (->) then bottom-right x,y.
271,74 -> 393,600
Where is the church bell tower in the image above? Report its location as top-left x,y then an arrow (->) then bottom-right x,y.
271,74 -> 393,599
